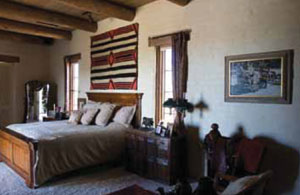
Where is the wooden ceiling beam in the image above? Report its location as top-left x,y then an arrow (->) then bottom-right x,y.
0,30 -> 53,45
0,1 -> 97,32
56,0 -> 135,21
0,18 -> 72,40
0,54 -> 20,63
167,0 -> 191,6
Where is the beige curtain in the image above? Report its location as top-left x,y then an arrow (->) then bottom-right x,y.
171,31 -> 190,135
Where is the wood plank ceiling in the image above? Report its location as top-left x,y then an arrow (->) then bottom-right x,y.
0,0 -> 190,45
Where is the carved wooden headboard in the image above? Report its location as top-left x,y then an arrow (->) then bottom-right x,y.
86,92 -> 144,128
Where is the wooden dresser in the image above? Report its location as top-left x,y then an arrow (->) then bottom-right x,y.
125,129 -> 186,185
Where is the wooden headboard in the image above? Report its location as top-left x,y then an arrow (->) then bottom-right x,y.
86,92 -> 144,128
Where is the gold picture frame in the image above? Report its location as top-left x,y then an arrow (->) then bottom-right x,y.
225,50 -> 293,104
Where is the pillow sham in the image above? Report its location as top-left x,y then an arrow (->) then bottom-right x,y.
113,105 -> 136,127
68,110 -> 83,124
95,103 -> 116,127
221,175 -> 260,195
81,109 -> 99,125
82,101 -> 101,112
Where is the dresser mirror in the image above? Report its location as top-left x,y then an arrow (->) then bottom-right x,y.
24,80 -> 56,123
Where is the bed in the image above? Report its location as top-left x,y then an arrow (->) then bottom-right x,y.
0,92 -> 143,188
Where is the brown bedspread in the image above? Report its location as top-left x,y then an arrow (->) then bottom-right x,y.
7,121 -> 128,186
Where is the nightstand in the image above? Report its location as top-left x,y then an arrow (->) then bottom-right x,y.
43,115 -> 69,122
125,129 -> 186,185
43,117 -> 56,122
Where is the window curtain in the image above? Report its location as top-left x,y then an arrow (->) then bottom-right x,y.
171,31 -> 190,135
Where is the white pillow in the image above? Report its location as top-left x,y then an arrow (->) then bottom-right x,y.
82,101 -> 101,112
81,109 -> 99,125
113,105 -> 136,127
221,175 -> 260,195
95,103 -> 116,126
68,110 -> 83,124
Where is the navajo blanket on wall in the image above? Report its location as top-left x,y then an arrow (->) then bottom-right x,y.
90,23 -> 138,90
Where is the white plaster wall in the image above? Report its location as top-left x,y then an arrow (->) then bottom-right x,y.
49,0 -> 300,194
0,40 -> 50,123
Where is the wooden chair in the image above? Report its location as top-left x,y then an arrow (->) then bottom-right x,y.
204,124 -> 231,178
215,137 -> 266,192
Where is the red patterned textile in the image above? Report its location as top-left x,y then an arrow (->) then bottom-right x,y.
108,185 -> 156,195
90,23 -> 138,90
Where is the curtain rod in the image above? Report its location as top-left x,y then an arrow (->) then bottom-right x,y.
149,29 -> 191,40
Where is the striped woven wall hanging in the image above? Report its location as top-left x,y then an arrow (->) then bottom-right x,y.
90,23 -> 138,90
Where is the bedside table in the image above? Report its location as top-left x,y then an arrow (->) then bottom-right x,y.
125,129 -> 186,185
43,116 -> 69,122
43,117 -> 56,122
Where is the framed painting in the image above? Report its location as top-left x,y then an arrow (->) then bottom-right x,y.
225,50 -> 293,104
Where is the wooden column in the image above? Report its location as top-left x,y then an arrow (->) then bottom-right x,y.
0,30 -> 52,45
0,18 -> 72,40
0,54 -> 20,63
0,1 -> 97,32
56,0 -> 136,21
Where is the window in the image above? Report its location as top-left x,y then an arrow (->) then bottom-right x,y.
65,54 -> 81,112
150,31 -> 190,126
155,47 -> 176,124
161,48 -> 176,123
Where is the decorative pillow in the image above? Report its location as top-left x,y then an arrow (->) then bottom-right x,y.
68,110 -> 83,124
113,105 -> 136,127
221,175 -> 260,195
81,109 -> 99,125
82,101 -> 101,112
95,103 -> 116,126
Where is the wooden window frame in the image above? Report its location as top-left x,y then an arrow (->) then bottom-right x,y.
64,53 -> 81,112
155,46 -> 163,125
150,35 -> 173,125
155,45 -> 172,125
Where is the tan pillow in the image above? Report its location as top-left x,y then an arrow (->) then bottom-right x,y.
95,103 -> 116,126
113,105 -> 136,127
81,109 -> 99,125
68,110 -> 83,124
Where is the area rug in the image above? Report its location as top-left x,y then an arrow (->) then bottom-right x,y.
0,163 -> 171,195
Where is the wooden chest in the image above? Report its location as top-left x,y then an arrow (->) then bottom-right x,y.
125,129 -> 186,185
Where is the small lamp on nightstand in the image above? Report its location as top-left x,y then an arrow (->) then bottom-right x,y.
163,98 -> 177,114
163,98 -> 193,114
163,98 -> 193,136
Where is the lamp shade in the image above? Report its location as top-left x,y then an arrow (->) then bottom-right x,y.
163,98 -> 193,112
176,99 -> 193,111
163,98 -> 176,108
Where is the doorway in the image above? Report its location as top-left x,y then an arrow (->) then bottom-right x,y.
0,63 -> 14,126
